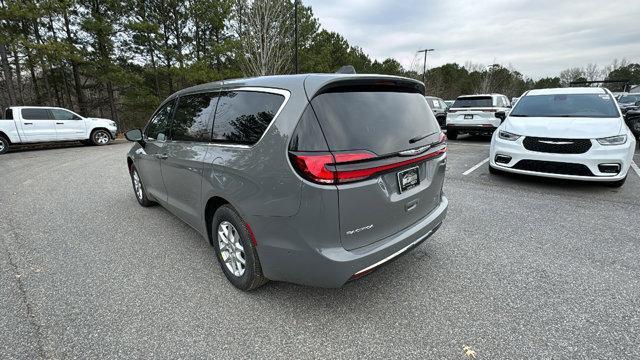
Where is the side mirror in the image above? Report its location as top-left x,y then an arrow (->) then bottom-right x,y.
125,129 -> 144,145
495,111 -> 507,122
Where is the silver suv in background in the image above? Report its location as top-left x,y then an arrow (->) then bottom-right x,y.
125,74 -> 448,290
445,93 -> 511,139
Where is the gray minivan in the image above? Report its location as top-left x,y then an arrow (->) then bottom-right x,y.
125,74 -> 448,290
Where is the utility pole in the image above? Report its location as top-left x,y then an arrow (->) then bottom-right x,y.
294,0 -> 299,74
417,48 -> 434,86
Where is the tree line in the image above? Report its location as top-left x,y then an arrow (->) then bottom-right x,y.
1,0 -> 639,129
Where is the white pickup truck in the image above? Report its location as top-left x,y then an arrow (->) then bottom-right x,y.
0,106 -> 118,154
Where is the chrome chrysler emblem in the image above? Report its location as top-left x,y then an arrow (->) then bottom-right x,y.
399,145 -> 431,156
539,140 -> 574,145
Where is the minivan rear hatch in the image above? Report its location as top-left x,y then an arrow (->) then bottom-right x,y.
304,80 -> 446,251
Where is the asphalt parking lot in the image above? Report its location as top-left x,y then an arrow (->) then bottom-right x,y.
1,139 -> 639,359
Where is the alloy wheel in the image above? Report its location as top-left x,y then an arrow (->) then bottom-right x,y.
132,171 -> 143,200
95,131 -> 110,145
217,221 -> 246,277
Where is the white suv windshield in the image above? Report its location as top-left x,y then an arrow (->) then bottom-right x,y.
510,93 -> 619,118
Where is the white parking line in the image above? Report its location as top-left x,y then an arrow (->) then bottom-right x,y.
463,157 -> 490,175
631,161 -> 640,178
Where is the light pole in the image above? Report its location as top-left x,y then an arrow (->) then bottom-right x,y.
294,0 -> 299,74
417,48 -> 434,86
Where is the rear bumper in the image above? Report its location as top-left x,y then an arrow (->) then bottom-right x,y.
255,196 -> 448,288
447,124 -> 498,134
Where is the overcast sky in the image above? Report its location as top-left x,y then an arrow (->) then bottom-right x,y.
305,0 -> 640,79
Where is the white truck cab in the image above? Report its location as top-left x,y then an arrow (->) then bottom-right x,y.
0,106 -> 117,154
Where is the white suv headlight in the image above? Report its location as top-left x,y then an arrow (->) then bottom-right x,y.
597,135 -> 627,146
498,130 -> 520,141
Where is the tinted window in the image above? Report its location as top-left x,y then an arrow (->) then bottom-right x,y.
145,100 -> 175,141
4,108 -> 12,120
311,89 -> 440,155
172,92 -> 218,142
289,104 -> 329,152
212,91 -> 284,145
51,109 -> 79,120
452,96 -> 493,108
21,108 -> 52,120
619,94 -> 640,104
511,93 -> 619,118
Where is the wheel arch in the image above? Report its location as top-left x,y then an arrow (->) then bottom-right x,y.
90,127 -> 112,139
204,196 -> 231,245
0,131 -> 10,143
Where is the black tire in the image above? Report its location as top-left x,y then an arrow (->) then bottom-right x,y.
212,205 -> 267,291
0,135 -> 8,155
91,129 -> 111,146
446,128 -> 458,140
130,165 -> 154,207
629,118 -> 640,137
605,176 -> 626,188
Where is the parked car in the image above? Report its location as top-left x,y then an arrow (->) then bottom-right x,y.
426,95 -> 448,127
0,106 -> 117,154
489,87 -> 636,187
625,106 -> 640,137
445,93 -> 511,139
124,74 -> 448,290
617,93 -> 640,114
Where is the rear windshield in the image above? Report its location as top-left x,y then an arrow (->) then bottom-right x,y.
510,93 -> 620,118
311,90 -> 440,155
452,96 -> 493,108
618,94 -> 640,104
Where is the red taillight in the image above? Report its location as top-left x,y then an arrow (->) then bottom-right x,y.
290,143 -> 446,185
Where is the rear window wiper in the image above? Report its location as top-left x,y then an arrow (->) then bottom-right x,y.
409,131 -> 437,144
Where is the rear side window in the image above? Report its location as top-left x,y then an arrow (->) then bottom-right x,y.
289,104 -> 329,152
145,99 -> 175,141
311,89 -> 440,155
212,91 -> 285,145
21,108 -> 52,120
452,96 -> 493,108
51,109 -> 80,120
4,109 -> 12,120
172,92 -> 218,142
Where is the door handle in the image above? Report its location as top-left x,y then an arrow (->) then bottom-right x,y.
23,122 -> 33,125
155,153 -> 168,160
56,122 -> 64,125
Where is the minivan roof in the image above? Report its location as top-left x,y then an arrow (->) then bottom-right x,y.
169,74 -> 425,101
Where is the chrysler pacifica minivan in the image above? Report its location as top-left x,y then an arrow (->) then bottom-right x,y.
125,74 -> 448,290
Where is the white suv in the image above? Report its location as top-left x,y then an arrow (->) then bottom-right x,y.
446,94 -> 511,139
489,87 -> 636,187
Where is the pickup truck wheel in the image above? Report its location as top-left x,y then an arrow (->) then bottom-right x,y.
130,166 -> 154,207
0,136 -> 8,154
91,129 -> 111,146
